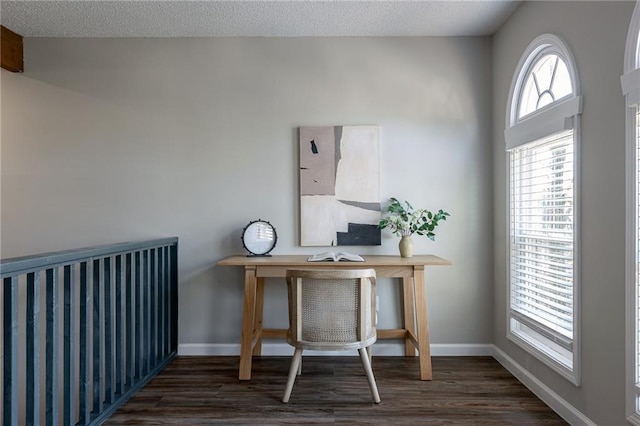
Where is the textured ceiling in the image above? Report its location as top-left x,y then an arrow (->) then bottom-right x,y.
0,1 -> 521,38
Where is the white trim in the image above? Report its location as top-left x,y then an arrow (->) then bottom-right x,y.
178,342 -> 494,357
625,2 -> 640,422
505,96 -> 582,150
626,103 -> 639,425
492,346 -> 596,426
574,115 -> 583,387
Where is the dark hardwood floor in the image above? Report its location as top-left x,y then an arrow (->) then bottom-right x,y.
105,356 -> 568,425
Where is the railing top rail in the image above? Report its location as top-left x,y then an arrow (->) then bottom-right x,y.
1,237 -> 178,277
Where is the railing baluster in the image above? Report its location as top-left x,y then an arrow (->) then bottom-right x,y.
79,262 -> 91,425
104,257 -> 114,405
26,272 -> 40,426
166,245 -> 170,355
3,276 -> 18,426
115,255 -> 124,396
93,259 -> 103,415
63,265 -> 75,426
45,267 -> 59,426
143,250 -> 150,375
159,246 -> 166,358
134,251 -> 142,380
170,244 -> 178,351
125,252 -> 134,387
150,248 -> 157,367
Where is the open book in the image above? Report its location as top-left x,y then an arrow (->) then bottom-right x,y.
307,251 -> 365,262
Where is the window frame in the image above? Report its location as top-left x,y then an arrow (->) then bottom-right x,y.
505,34 -> 582,385
624,2 -> 640,424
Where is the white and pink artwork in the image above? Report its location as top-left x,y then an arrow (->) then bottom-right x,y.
299,125 -> 381,247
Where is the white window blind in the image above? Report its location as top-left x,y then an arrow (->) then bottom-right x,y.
509,129 -> 575,358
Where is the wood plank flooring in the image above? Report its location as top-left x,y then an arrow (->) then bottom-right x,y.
105,356 -> 568,425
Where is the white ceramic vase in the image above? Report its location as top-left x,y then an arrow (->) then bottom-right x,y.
398,235 -> 414,258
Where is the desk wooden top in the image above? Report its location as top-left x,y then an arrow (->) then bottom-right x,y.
217,254 -> 451,267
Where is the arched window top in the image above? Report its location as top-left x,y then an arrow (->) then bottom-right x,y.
507,34 -> 580,129
622,1 -> 640,102
518,50 -> 573,119
624,0 -> 640,73
505,34 -> 581,150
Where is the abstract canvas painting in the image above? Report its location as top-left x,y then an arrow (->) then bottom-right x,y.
299,125 -> 381,246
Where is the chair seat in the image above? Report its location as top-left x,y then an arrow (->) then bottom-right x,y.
286,335 -> 377,352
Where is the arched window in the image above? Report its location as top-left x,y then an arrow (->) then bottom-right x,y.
505,34 -> 582,385
518,51 -> 573,119
624,1 -> 640,423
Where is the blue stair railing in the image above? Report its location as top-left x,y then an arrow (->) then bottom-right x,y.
1,237 -> 178,425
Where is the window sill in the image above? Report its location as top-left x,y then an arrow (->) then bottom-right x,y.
507,327 -> 580,386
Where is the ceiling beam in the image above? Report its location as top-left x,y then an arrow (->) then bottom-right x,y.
1,26 -> 24,73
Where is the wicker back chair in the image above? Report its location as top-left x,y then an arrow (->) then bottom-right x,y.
282,268 -> 380,403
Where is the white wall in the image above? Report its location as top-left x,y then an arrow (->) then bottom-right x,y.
492,1 -> 634,424
1,37 -> 494,348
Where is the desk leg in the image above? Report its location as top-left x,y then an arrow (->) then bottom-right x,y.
402,277 -> 417,356
239,266 -> 257,380
252,277 -> 265,356
413,265 -> 432,380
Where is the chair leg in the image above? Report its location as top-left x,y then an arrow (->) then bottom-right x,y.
283,348 -> 303,403
366,345 -> 372,365
358,347 -> 380,404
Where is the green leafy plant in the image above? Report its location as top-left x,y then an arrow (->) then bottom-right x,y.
378,197 -> 450,240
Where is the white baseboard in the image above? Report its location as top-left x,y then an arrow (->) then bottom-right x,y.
492,346 -> 595,426
178,342 -> 493,356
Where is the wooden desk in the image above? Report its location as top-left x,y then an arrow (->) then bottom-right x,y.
217,254 -> 451,381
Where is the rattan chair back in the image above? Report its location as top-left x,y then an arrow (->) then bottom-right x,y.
282,268 -> 380,403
